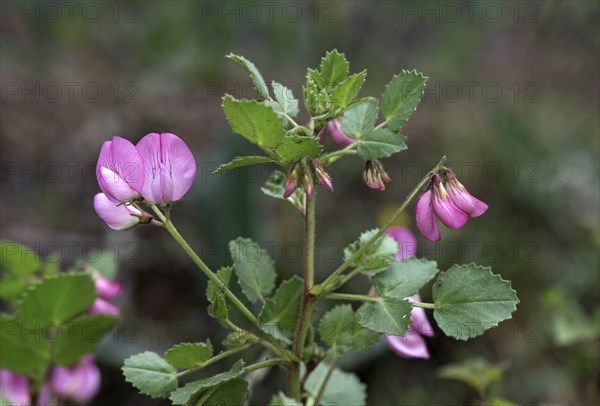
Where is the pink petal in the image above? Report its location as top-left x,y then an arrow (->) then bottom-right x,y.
50,355 -> 101,403
0,369 -> 30,405
327,119 -> 356,147
384,328 -> 430,359
93,193 -> 141,230
432,186 -> 468,230
93,272 -> 122,300
447,182 -> 488,218
89,298 -> 120,316
385,227 -> 417,259
407,295 -> 434,337
415,190 -> 440,241
96,137 -> 144,201
136,133 -> 196,203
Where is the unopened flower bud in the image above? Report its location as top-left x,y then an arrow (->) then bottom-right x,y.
303,168 -> 314,200
283,163 -> 300,198
310,160 -> 333,192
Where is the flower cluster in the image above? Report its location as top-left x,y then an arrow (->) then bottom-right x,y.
94,133 -> 196,230
283,160 -> 333,200
416,169 -> 488,241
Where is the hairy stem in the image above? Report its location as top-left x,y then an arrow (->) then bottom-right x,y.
289,191 -> 317,400
149,204 -> 259,326
316,155 -> 446,295
245,358 -> 283,373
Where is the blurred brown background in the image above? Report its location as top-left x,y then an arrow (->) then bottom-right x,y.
1,1 -> 599,404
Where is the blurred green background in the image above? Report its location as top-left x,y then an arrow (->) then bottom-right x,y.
1,0 -> 599,404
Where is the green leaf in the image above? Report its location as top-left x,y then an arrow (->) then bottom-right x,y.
165,342 -> 213,369
122,351 -> 178,399
0,240 -> 41,276
357,298 -> 412,335
331,71 -> 367,108
0,314 -> 49,374
340,99 -> 378,139
432,264 -> 519,340
270,392 -> 302,406
318,305 -> 379,356
438,358 -> 509,394
170,359 -> 245,405
53,314 -> 117,365
356,128 -> 407,161
269,81 -> 299,118
373,258 -> 439,299
275,135 -> 322,162
196,378 -> 248,406
343,229 -> 398,274
19,273 -> 96,325
381,70 -> 427,130
320,50 -> 349,87
206,266 -> 234,321
226,53 -> 269,100
259,276 -> 303,333
212,156 -> 275,174
229,238 -> 276,303
222,96 -> 286,149
305,363 -> 367,406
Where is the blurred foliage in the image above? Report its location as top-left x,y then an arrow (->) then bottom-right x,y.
1,0 -> 598,404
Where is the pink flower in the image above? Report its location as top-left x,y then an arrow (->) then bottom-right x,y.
96,136 -> 145,202
50,355 -> 101,403
136,133 -> 196,204
444,169 -> 488,218
385,227 -> 417,260
384,295 -> 435,359
93,193 -> 148,230
415,174 -> 468,241
89,298 -> 121,317
363,161 -> 392,191
0,369 -> 30,405
321,119 -> 356,147
93,272 -> 122,300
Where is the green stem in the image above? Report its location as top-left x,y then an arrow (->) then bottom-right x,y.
311,359 -> 338,406
325,293 -> 379,303
289,191 -> 317,400
149,204 -> 259,326
330,266 -> 364,291
245,358 -> 283,373
316,155 -> 446,295
176,344 -> 254,378
411,302 -> 435,309
373,119 -> 388,131
318,144 -> 358,166
222,320 -> 292,361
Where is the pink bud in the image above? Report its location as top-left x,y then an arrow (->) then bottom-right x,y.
303,169 -> 314,200
283,164 -> 300,199
96,136 -> 145,202
136,133 -> 197,204
50,355 -> 101,403
89,298 -> 120,317
93,193 -> 146,230
311,160 -> 333,192
363,161 -> 389,191
93,272 -> 122,300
